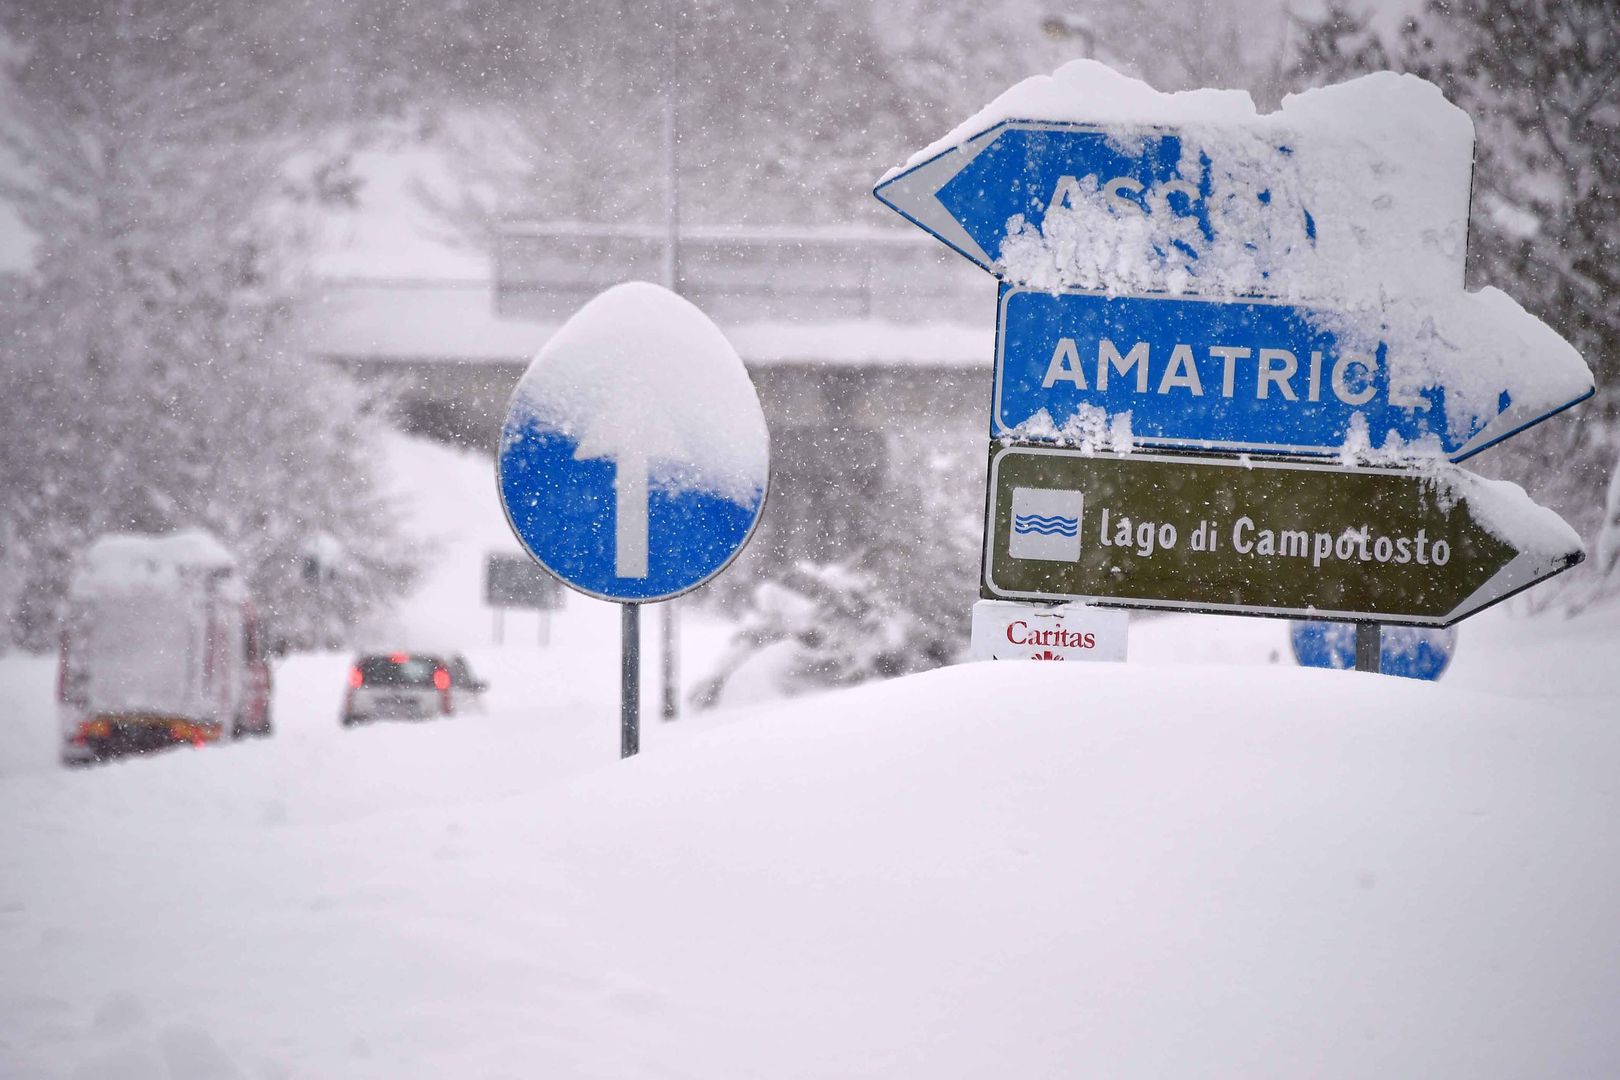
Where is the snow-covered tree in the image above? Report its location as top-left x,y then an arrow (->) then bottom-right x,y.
0,2 -> 416,650
343,0 -> 923,231
695,433 -> 981,703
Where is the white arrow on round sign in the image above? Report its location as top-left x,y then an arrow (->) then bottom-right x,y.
498,282 -> 771,603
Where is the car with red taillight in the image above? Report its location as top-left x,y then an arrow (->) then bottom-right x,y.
341,653 -> 459,725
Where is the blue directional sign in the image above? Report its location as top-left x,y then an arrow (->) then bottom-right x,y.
498,282 -> 771,604
873,119 -> 1311,279
994,285 -> 1594,462
1290,621 -> 1456,681
876,66 -> 1593,643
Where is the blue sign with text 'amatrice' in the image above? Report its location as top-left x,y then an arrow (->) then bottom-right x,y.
994,286 -> 1591,462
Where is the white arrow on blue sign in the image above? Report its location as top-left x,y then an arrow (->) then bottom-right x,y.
874,120 -> 1312,279
993,285 -> 1595,461
498,282 -> 771,603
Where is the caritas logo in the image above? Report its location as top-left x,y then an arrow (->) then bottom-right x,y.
971,600 -> 1127,664
1006,620 -> 1097,650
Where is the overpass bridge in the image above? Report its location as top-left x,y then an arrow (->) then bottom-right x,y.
310,223 -> 994,566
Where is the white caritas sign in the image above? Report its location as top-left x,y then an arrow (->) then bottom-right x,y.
969,599 -> 1128,662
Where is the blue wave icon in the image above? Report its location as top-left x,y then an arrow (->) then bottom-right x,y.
1013,513 -> 1078,537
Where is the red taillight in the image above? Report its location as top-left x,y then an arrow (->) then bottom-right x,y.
349,666 -> 364,688
390,652 -> 409,664
72,718 -> 110,745
435,667 -> 452,714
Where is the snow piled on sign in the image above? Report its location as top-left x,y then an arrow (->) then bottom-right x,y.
1444,469 -> 1585,555
892,59 -> 1593,461
896,60 -> 1475,304
506,282 -> 769,506
1315,286 -> 1593,455
1001,404 -> 1134,454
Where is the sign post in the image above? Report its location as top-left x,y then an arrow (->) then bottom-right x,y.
660,0 -> 683,724
485,552 -> 564,647
1354,624 -> 1381,674
622,604 -> 640,757
498,282 -> 770,757
875,64 -> 1592,669
1293,621 -> 1456,680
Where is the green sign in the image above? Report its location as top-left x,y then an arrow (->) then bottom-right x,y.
984,446 -> 1583,626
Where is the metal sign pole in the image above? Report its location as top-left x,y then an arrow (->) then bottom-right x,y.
659,0 -> 683,724
1354,623 -> 1382,674
622,603 -> 641,758
661,602 -> 679,721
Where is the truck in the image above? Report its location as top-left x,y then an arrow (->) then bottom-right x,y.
57,529 -> 273,766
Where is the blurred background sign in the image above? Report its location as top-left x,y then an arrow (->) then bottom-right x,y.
485,553 -> 563,611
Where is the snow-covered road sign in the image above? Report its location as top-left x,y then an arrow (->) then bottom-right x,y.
982,445 -> 1584,627
993,286 -> 1595,460
873,113 -> 1472,296
875,61 -> 1590,649
485,553 -> 563,610
875,121 -> 1264,277
1290,621 -> 1456,680
498,282 -> 770,603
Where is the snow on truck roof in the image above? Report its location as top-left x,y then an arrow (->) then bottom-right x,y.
72,529 -> 239,595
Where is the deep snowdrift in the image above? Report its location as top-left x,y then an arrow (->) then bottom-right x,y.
5,436 -> 1617,1077
3,650 -> 1618,1079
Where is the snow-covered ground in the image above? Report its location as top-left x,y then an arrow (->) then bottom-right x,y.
3,435 -> 1618,1078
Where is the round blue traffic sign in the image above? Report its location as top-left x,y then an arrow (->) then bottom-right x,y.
498,282 -> 770,603
1289,621 -> 1456,681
